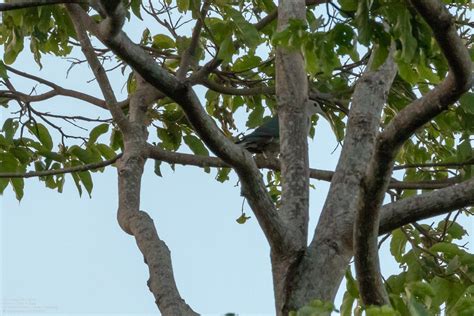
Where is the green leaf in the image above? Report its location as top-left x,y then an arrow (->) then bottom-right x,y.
70,171 -> 83,197
340,292 -> 354,316
390,228 -> 407,262
345,268 -> 359,298
437,220 -> 467,239
154,160 -> 163,177
10,178 -> 24,201
365,305 -> 399,316
130,0 -> 142,20
110,128 -> 124,150
183,135 -> 209,156
430,277 -> 451,309
457,140 -> 472,162
78,170 -> 93,197
95,144 -> 116,160
157,125 -> 182,151
69,145 -> 100,164
407,295 -> 430,316
215,167 -> 231,183
27,123 -> 53,151
88,123 -> 109,145
37,150 -> 65,162
0,152 -> 19,172
0,178 -> 9,194
177,0 -> 190,13
2,118 -> 18,143
4,29 -> 24,64
394,7 -> 417,62
152,34 -> 175,49
236,213 -> 251,224
371,44 -> 389,70
0,60 -> 8,79
355,0 -> 371,45
226,8 -> 260,49
460,93 -> 474,114
430,242 -> 466,258
11,147 -> 31,164
233,55 -> 262,72
397,59 -> 419,85
386,273 -> 407,295
246,106 -> 265,129
217,37 -> 236,63
338,0 -> 358,11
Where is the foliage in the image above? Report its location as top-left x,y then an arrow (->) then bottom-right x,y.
0,0 -> 473,314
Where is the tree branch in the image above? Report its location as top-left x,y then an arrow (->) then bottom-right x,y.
286,49 -> 398,309
0,154 -> 121,178
65,4 -> 291,255
128,211 -> 198,315
176,1 -> 210,80
0,0 -> 85,11
379,177 -> 474,234
2,65 -> 119,109
354,0 -> 472,306
393,159 -> 474,170
67,6 -> 130,131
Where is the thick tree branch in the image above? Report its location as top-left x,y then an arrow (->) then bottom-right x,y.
379,177 -> 474,234
277,0 -> 310,248
273,0 -> 315,314
286,49 -> 398,310
115,77 -> 198,314
354,0 -> 472,307
67,6 -> 130,132
65,3 -> 291,257
128,211 -> 198,315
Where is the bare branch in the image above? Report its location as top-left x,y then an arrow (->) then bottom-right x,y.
67,6 -> 130,131
0,154 -> 121,179
4,65 -> 109,109
176,1 -> 210,80
394,159 -> 474,170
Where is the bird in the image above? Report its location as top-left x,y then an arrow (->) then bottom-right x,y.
236,101 -> 328,156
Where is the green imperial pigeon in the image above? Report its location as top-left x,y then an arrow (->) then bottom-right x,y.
236,101 -> 327,155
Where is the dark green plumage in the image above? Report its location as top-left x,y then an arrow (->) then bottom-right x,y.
236,116 -> 280,154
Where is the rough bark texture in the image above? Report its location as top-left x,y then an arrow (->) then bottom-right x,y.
40,1 -> 473,314
67,5 -> 199,314
285,51 -> 397,310
354,0 -> 472,306
273,1 -> 310,314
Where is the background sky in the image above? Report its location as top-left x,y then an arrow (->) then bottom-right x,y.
1,4 -> 472,316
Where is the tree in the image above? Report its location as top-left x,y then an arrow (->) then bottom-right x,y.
0,0 -> 473,315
